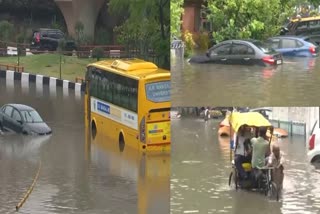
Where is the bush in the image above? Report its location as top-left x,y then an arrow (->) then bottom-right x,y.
183,30 -> 196,57
95,28 -> 112,45
0,20 -> 14,42
197,32 -> 209,51
16,32 -> 25,44
58,39 -> 66,52
92,47 -> 104,61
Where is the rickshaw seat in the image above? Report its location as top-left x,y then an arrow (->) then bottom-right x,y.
242,163 -> 252,172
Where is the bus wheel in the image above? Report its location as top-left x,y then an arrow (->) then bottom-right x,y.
119,133 -> 125,152
91,120 -> 97,139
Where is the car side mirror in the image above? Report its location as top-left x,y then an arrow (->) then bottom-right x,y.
17,120 -> 23,124
206,51 -> 210,57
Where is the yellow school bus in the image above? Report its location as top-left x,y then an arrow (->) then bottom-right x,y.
84,58 -> 171,152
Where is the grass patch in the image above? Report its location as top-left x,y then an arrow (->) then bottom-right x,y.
0,54 -> 102,82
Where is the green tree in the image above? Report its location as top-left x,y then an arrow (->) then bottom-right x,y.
109,0 -> 170,69
170,0 -> 184,39
75,21 -> 84,44
0,20 -> 13,41
206,0 -> 295,42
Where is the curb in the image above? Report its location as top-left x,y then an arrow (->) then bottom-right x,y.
0,69 -> 85,93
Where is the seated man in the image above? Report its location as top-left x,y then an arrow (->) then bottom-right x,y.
251,127 -> 271,183
234,126 -> 252,180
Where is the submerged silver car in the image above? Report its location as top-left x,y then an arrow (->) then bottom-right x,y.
0,104 -> 52,135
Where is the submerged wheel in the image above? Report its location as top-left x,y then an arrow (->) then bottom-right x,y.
91,120 -> 97,139
119,133 -> 125,152
311,156 -> 320,164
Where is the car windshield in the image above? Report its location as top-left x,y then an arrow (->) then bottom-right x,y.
253,41 -> 276,54
21,110 -> 43,123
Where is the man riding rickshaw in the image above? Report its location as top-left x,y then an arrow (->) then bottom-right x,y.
227,112 -> 282,201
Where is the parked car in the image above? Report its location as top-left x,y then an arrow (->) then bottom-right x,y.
307,120 -> 320,164
30,28 -> 77,53
189,39 -> 283,66
301,34 -> 320,46
280,16 -> 320,36
266,36 -> 319,57
249,107 -> 272,119
0,104 -> 52,135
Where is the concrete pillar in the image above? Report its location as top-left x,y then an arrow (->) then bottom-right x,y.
55,0 -> 105,38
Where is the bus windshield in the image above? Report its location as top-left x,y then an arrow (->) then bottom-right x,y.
145,81 -> 170,103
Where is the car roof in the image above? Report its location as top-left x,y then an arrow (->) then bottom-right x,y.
34,28 -> 63,33
249,107 -> 272,112
270,35 -> 300,39
299,34 -> 320,39
221,39 -> 260,43
269,35 -> 306,40
4,104 -> 35,111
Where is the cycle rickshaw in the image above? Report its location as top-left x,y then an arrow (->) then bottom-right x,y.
227,112 -> 280,201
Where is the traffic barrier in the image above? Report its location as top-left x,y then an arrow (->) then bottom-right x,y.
0,69 -> 86,93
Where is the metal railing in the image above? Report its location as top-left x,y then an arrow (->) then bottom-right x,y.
269,119 -> 306,137
0,63 -> 24,72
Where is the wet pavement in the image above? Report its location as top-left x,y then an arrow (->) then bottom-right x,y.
0,79 -> 169,214
171,117 -> 320,214
171,56 -> 320,106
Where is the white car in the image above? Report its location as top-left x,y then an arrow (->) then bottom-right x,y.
307,120 -> 320,163
170,110 -> 181,120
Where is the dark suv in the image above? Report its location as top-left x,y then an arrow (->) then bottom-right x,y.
30,28 -> 77,53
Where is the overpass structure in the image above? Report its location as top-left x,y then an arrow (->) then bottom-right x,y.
54,0 -> 105,38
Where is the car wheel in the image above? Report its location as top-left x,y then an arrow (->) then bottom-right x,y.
312,155 -> 320,164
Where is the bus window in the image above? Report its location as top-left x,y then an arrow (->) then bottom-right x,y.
145,81 -> 170,103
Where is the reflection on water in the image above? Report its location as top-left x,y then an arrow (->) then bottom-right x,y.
87,130 -> 170,214
0,80 -> 169,214
0,134 -> 51,159
171,57 -> 320,106
171,118 -> 320,214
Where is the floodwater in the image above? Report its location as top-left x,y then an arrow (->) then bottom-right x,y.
0,79 -> 170,214
171,117 -> 320,214
171,55 -> 320,106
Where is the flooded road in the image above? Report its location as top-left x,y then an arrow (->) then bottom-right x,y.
0,79 -> 170,214
171,56 -> 320,106
171,117 -> 320,214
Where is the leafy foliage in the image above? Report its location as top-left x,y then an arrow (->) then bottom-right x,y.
183,30 -> 195,57
206,0 -> 296,42
109,0 -> 170,69
170,0 -> 184,39
0,20 -> 13,41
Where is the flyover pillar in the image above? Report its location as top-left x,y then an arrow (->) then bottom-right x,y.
55,0 -> 105,39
